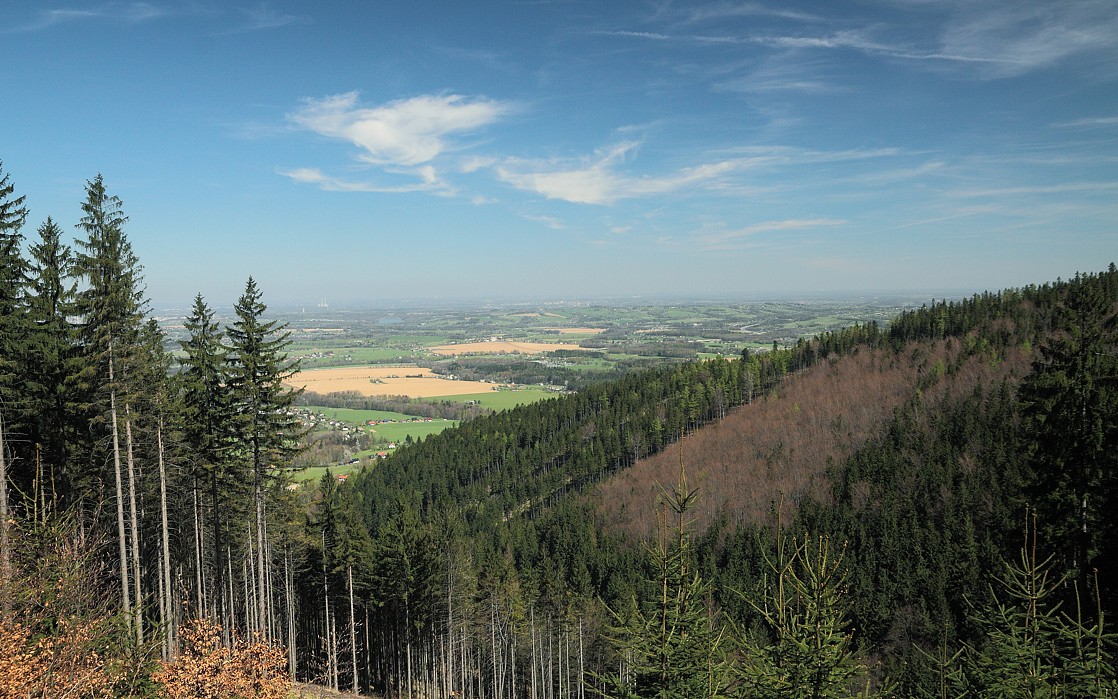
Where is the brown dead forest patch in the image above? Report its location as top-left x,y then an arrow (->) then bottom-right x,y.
428,340 -> 588,355
594,339 -> 1031,540
286,365 -> 504,398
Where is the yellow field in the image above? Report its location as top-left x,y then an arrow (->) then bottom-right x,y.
287,365 -> 504,397
428,341 -> 589,356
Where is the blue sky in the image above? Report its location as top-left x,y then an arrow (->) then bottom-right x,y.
2,1 -> 1116,307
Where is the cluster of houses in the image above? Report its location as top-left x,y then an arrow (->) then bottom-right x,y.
293,409 -> 362,436
365,417 -> 435,425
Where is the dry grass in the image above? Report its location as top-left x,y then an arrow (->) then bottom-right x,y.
286,365 -> 505,398
428,340 -> 588,355
290,683 -> 370,699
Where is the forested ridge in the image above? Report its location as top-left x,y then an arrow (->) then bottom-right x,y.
347,265 -> 1118,697
1,158 -> 1116,698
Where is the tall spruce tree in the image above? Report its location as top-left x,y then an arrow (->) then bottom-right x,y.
225,276 -> 303,639
25,217 -> 77,509
73,174 -> 147,643
1019,272 -> 1118,600
178,293 -> 233,629
0,163 -> 29,383
0,161 -> 29,608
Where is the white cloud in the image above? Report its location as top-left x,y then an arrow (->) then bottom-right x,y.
521,214 -> 565,230
11,3 -> 174,32
937,1 -> 1118,78
495,142 -> 739,205
1053,116 -> 1118,128
289,92 -> 513,167
240,3 -> 301,30
948,181 -> 1118,198
278,167 -> 451,194
680,3 -> 823,25
693,218 -> 846,250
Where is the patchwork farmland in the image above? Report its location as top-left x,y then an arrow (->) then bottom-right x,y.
285,365 -> 506,398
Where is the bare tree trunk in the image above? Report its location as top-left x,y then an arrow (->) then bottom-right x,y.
330,607 -> 340,692
32,443 -> 40,525
212,474 -> 231,645
285,546 -> 296,678
578,616 -> 585,699
348,564 -> 358,694
530,608 -> 537,699
109,346 -> 133,641
0,410 -> 10,617
406,599 -> 414,699
157,542 -> 168,660
323,530 -> 337,691
262,500 -> 275,641
192,482 -> 205,618
226,547 -> 235,644
125,404 -> 143,645
447,570 -> 456,699
244,556 -> 252,634
253,442 -> 267,643
158,419 -> 174,655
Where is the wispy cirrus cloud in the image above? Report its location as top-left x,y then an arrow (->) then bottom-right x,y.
936,1 -> 1118,78
1053,115 -> 1118,129
948,181 -> 1118,198
278,167 -> 454,195
240,3 -> 301,30
678,2 -> 823,25
608,1 -> 1118,82
10,2 -> 171,32
692,218 -> 845,251
495,142 -> 739,205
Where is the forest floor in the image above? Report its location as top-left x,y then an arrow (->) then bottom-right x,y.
291,682 -> 372,699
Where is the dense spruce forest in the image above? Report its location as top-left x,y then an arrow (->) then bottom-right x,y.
1,161 -> 1116,698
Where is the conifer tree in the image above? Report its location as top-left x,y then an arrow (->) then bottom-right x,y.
179,293 -> 233,627
135,318 -> 180,657
1019,272 -> 1118,597
24,217 -> 77,508
735,529 -> 885,699
225,276 -> 303,639
0,162 -> 29,391
72,173 -> 147,643
599,456 -> 732,699
372,498 -> 441,699
955,516 -> 1118,697
0,161 -> 28,609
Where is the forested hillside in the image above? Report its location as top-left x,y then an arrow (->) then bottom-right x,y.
348,265 -> 1118,697
1,160 -> 1115,697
